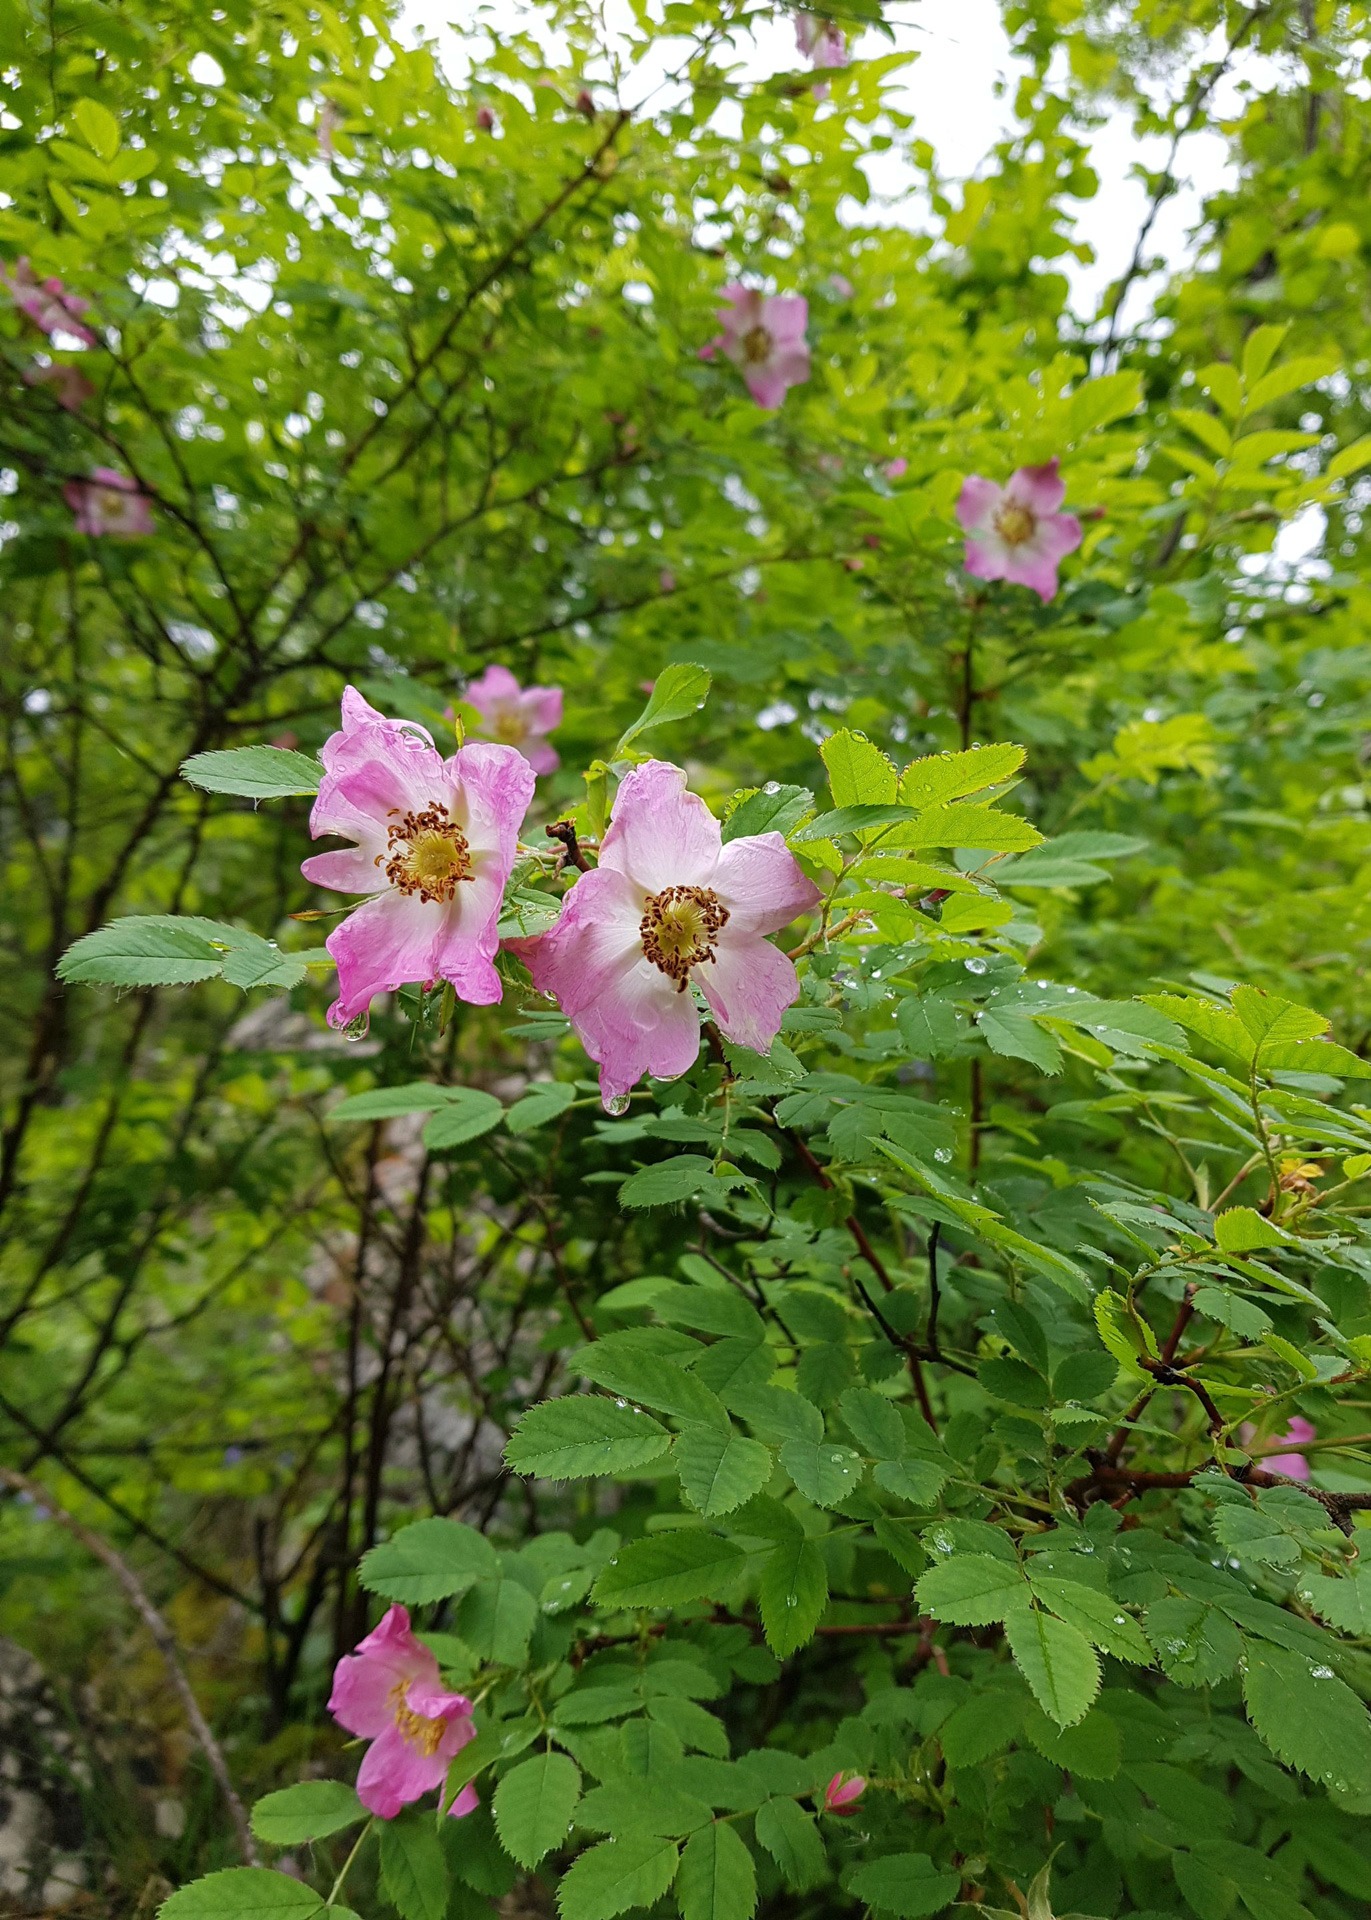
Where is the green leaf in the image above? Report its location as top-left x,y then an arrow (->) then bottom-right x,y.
620,1157 -> 718,1208
380,1807 -> 449,1920
181,746 -> 323,798
330,1084 -> 467,1122
723,785 -> 815,843
778,1439 -> 864,1508
358,1516 -> 498,1603
1242,1644 -> 1371,1794
916,1554 -> 1027,1626
59,918 -> 227,988
72,96 -> 121,158
493,1752 -> 581,1868
159,1870 -> 324,1919
615,662 -> 711,754
674,1426 -> 773,1516
506,1398 -> 671,1479
250,1781 -> 366,1846
575,1334 -> 726,1427
821,729 -> 898,807
1019,1703 -> 1122,1780
898,802 -> 1042,852
1004,1609 -> 1100,1727
757,1535 -> 828,1656
457,1575 -> 538,1664
839,1387 -> 905,1458
1026,1575 -> 1152,1664
593,1532 -> 745,1609
557,1834 -> 680,1920
421,1089 -> 505,1149
1143,1599 -> 1243,1689
899,744 -> 1026,808
792,803 -> 916,843
505,1082 -> 578,1132
1214,1207 -> 1288,1252
676,1821 -> 757,1920
842,1853 -> 960,1917
576,1781 -> 713,1837
1299,1569 -> 1371,1635
753,1797 -> 825,1892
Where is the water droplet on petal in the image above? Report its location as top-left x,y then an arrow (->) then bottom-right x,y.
606,1093 -> 630,1116
341,1011 -> 371,1041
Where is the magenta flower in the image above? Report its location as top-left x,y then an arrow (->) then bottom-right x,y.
822,1771 -> 866,1814
465,665 -> 563,776
794,11 -> 847,71
1,259 -> 97,346
24,361 -> 94,412
956,459 -> 1082,602
63,468 -> 154,537
510,760 -> 820,1108
328,1605 -> 479,1821
1241,1414 -> 1315,1481
702,285 -> 810,411
882,457 -> 908,480
303,687 -> 535,1028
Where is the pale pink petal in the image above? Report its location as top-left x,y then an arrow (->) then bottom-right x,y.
598,760 -> 721,895
325,889 -> 453,1025
356,1723 -> 446,1819
426,871 -> 506,1006
963,534 -> 1013,584
713,833 -> 821,936
323,728 -> 449,824
696,935 -> 802,1054
329,1657 -> 401,1741
576,956 -> 704,1106
355,1604 -> 435,1677
300,843 -> 386,893
956,476 -> 1003,536
338,685 -> 390,733
1000,514 -> 1081,602
522,685 -> 563,734
447,1782 -> 480,1819
466,664 -> 521,720
450,741 -> 536,864
1264,1450 -> 1311,1481
1005,459 -> 1066,518
523,739 -> 560,776
511,867 -> 645,1020
762,295 -> 808,348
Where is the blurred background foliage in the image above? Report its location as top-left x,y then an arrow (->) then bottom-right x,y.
3,0 -> 1371,1907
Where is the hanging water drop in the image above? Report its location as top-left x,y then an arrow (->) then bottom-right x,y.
606,1093 -> 630,1116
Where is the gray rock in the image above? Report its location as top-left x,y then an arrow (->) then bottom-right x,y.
0,1638 -> 92,1910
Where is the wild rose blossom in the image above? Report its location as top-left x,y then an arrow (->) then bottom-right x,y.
1241,1414 -> 1315,1481
63,468 -> 154,537
956,459 -> 1082,602
1,259 -> 97,346
464,664 -> 563,775
823,1771 -> 866,1813
303,687 -> 535,1028
701,285 -> 810,411
882,457 -> 908,480
794,11 -> 847,72
328,1604 -> 479,1820
24,361 -> 94,412
510,760 -> 820,1108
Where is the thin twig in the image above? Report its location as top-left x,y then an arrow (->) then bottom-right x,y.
0,1465 -> 259,1864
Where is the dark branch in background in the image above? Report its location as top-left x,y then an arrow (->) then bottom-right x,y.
0,1465 -> 259,1865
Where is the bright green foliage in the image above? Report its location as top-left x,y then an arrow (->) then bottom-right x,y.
4,1 -> 1371,1918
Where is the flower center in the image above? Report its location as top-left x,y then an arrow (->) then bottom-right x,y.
389,1683 -> 448,1757
995,502 -> 1035,546
490,708 -> 528,745
382,804 -> 474,903
640,885 -> 729,990
741,324 -> 772,365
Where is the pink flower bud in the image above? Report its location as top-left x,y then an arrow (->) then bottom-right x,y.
882,457 -> 907,479
823,1771 -> 866,1814
475,105 -> 495,132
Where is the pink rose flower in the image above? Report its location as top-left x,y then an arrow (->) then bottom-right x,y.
1241,1414 -> 1315,1481
464,664 -> 563,776
1,259 -> 97,346
510,760 -> 821,1109
24,361 -> 94,412
794,12 -> 847,71
882,457 -> 907,480
703,285 -> 810,411
956,459 -> 1082,602
303,687 -> 535,1029
822,1770 -> 866,1813
328,1604 -> 479,1821
63,468 -> 154,537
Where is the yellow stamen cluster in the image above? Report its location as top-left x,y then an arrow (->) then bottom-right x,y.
380,804 -> 473,903
995,502 -> 1036,547
640,884 -> 729,990
740,324 -> 772,364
